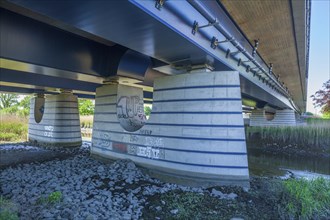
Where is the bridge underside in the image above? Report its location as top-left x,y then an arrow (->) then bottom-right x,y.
0,0 -> 308,111
0,0 -> 309,186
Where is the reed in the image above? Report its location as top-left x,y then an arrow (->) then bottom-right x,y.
0,113 -> 28,142
246,122 -> 330,148
80,115 -> 94,128
80,115 -> 93,138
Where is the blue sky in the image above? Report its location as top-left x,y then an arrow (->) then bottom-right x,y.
306,0 -> 330,114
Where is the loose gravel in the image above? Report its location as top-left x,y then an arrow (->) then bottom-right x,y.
0,142 -> 237,219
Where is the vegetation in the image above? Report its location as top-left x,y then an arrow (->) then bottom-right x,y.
0,196 -> 19,220
311,79 -> 330,118
80,115 -> 93,138
283,177 -> 330,219
0,94 -> 31,117
80,115 -> 93,128
142,178 -> 330,220
246,120 -> 330,148
37,191 -> 63,205
144,106 -> 152,117
0,114 -> 28,142
0,93 -> 19,109
78,99 -> 94,116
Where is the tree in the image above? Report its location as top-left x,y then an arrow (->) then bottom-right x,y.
311,79 -> 330,117
0,93 -> 19,109
18,95 -> 32,110
144,106 -> 152,117
17,95 -> 32,117
78,99 -> 94,115
304,112 -> 314,116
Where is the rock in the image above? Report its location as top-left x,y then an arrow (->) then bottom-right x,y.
61,208 -> 74,219
155,206 -> 162,211
170,209 -> 179,215
211,189 -> 224,197
227,193 -> 238,200
97,165 -> 105,173
43,212 -> 54,218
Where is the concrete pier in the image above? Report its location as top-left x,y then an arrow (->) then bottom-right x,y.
28,92 -> 82,147
91,71 -> 249,187
249,109 -> 297,126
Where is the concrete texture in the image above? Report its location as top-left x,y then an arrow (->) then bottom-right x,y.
221,0 -> 308,111
91,71 -> 249,187
249,109 -> 297,126
28,93 -> 82,147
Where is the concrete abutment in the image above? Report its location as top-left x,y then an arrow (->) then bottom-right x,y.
91,71 -> 249,187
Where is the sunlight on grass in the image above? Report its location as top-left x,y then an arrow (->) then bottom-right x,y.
0,113 -> 28,142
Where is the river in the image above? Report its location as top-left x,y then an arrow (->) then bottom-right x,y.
247,143 -> 330,179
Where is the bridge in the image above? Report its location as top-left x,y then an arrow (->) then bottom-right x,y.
0,0 -> 310,186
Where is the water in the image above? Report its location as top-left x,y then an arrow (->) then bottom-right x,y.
248,144 -> 330,179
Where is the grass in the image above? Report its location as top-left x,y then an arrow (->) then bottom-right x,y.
0,113 -> 94,142
0,113 -> 28,142
80,115 -> 93,128
0,196 -> 19,220
283,177 -> 330,219
36,191 -> 63,205
246,122 -> 330,148
80,115 -> 93,138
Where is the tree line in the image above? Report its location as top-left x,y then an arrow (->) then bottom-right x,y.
1,80 -> 329,118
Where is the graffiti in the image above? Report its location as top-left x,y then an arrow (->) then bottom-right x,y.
113,142 -> 127,153
44,126 -> 53,138
145,137 -> 164,148
98,133 -> 112,149
137,146 -> 159,158
117,96 -> 146,132
44,132 -> 53,137
127,145 -> 137,155
127,145 -> 165,160
44,126 -> 54,131
130,135 -> 139,143
139,130 -> 152,135
117,96 -> 144,119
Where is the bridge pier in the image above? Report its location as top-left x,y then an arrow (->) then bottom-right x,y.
91,71 -> 249,187
249,109 -> 297,126
28,92 -> 82,147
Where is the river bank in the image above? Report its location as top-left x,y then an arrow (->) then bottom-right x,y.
1,142 -> 329,219
247,138 -> 330,159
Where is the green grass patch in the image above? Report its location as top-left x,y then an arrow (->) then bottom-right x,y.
0,196 -> 19,220
283,177 -> 330,219
37,191 -> 63,205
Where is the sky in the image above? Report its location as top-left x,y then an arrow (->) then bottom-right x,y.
306,0 -> 330,114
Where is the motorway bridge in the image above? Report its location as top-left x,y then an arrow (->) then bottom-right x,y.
0,0 -> 310,186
